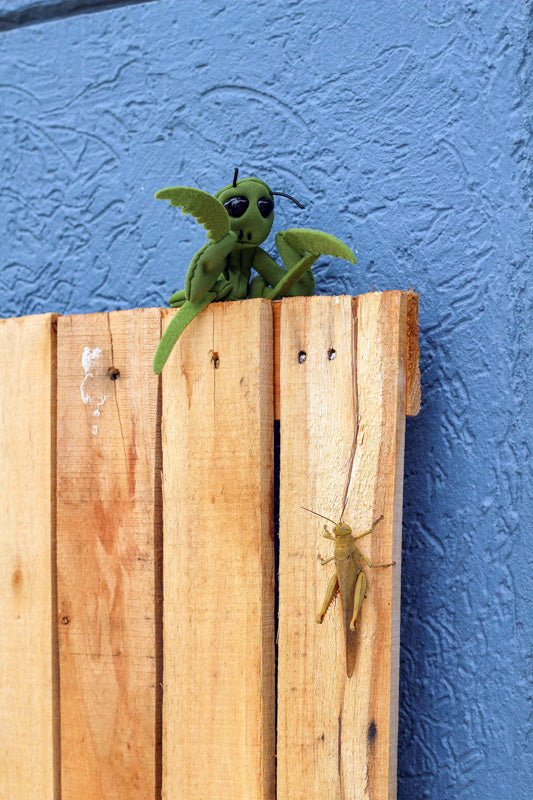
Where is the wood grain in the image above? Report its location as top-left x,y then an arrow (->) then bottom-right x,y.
0,313 -> 58,799
277,292 -> 407,800
161,299 -> 275,800
272,292 -> 419,419
56,308 -> 162,800
406,290 -> 421,417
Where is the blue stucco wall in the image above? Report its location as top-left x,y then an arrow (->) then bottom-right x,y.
1,1 -> 531,797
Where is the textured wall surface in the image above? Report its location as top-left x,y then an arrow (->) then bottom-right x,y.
1,1 -> 531,797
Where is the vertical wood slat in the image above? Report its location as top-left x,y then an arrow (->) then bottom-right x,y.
161,299 -> 275,800
273,292 -> 420,420
0,314 -> 58,799
277,292 -> 407,800
56,309 -> 162,800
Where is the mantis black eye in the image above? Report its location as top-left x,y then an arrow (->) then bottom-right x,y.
223,196 -> 249,218
257,196 -> 274,218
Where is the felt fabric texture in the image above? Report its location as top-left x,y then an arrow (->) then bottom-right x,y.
269,252 -> 318,300
214,175 -> 272,203
282,228 -> 356,264
275,230 -> 301,269
155,187 -> 230,241
169,289 -> 186,307
153,292 -> 217,374
215,177 -> 275,248
252,246 -> 312,294
184,232 -> 237,302
153,176 -> 356,372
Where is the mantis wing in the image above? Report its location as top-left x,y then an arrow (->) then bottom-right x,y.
282,228 -> 356,264
155,187 -> 230,241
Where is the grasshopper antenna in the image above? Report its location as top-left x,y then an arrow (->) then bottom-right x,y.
340,335 -> 359,522
339,434 -> 356,523
301,506 -> 337,525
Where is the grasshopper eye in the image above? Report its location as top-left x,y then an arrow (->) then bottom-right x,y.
223,196 -> 249,218
257,196 -> 274,218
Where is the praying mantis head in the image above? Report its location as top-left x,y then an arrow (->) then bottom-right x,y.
215,168 -> 304,250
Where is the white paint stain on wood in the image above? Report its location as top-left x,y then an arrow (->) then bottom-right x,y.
81,347 -> 107,435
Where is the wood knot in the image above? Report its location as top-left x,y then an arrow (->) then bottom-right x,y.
11,568 -> 23,594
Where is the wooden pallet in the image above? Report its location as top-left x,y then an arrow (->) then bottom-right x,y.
0,292 -> 419,800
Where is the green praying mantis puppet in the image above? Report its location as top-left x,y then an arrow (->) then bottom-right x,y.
152,168 -> 356,373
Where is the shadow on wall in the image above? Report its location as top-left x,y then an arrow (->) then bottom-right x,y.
399,325 -> 444,793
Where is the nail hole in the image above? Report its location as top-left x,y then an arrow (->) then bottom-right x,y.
211,352 -> 220,369
61,616 -> 70,625
107,367 -> 120,381
327,349 -> 336,361
298,351 -> 307,363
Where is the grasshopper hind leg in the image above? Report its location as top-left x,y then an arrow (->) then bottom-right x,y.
349,571 -> 367,631
316,572 -> 339,624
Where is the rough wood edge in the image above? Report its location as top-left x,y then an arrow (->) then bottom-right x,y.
405,289 -> 421,416
272,291 -> 420,419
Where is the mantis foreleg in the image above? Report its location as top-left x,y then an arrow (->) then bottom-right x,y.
269,253 -> 318,300
169,289 -> 186,308
153,293 -> 216,374
185,232 -> 237,302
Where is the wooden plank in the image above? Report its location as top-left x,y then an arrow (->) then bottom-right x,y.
162,299 -> 275,800
272,292 -> 420,420
56,308 -> 162,800
0,313 -> 58,799
277,292 -> 406,800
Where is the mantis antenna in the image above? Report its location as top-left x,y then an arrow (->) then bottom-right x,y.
271,191 -> 305,209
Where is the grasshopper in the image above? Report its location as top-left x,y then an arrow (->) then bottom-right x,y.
302,508 -> 395,678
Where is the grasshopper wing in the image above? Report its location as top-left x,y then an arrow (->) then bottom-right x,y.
155,187 -> 230,241
283,228 -> 356,264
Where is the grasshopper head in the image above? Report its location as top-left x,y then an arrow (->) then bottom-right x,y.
334,522 -> 352,537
